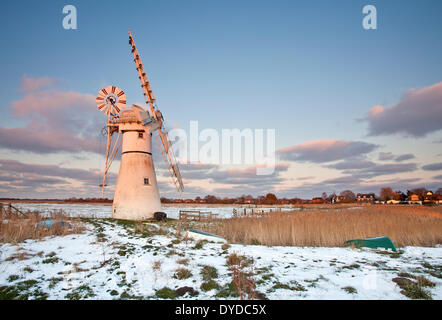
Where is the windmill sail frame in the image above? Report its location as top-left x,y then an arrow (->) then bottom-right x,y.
128,30 -> 184,193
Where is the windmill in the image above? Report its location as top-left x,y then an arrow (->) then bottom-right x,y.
95,31 -> 184,220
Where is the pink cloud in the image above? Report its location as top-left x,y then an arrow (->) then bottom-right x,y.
21,75 -> 56,92
365,81 -> 442,137
0,76 -> 104,154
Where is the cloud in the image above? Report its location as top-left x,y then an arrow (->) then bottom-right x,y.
364,81 -> 442,137
353,163 -> 418,177
0,76 -> 104,154
433,174 -> 442,180
171,161 -> 290,188
178,162 -> 219,171
327,159 -> 376,170
322,175 -> 362,185
327,159 -> 418,178
0,159 -> 113,186
378,152 -> 395,161
20,75 -> 56,92
394,154 -> 415,162
422,162 -> 442,171
278,140 -> 378,163
378,152 -> 415,162
297,176 -> 315,181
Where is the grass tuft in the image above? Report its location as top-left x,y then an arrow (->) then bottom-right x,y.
173,268 -> 192,280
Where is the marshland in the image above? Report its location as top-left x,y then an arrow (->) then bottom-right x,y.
0,202 -> 441,300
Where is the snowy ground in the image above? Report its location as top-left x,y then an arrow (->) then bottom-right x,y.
0,217 -> 441,300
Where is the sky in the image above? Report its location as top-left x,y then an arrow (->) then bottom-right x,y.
0,0 -> 441,199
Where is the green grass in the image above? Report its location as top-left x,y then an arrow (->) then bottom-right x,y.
120,290 -> 144,300
155,287 -> 179,299
200,280 -> 220,292
200,265 -> 219,281
65,285 -> 96,300
0,280 -> 47,300
7,275 -> 20,282
48,277 -> 64,289
215,281 -> 239,298
402,283 -> 432,300
393,277 -> 433,300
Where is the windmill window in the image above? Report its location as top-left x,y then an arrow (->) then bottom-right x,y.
144,178 -> 150,185
138,132 -> 143,138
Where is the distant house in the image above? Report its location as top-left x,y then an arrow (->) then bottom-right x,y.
356,193 -> 375,203
312,197 -> 326,204
331,195 -> 349,203
408,194 -> 421,204
424,191 -> 434,202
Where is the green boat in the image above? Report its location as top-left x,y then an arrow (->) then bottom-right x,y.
344,236 -> 397,252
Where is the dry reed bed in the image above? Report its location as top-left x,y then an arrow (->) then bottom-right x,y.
0,207 -> 84,244
212,206 -> 442,247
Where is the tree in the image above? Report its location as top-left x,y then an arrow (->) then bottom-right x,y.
410,188 -> 427,196
339,190 -> 355,199
435,187 -> 442,195
379,187 -> 395,201
321,192 -> 328,200
204,195 -> 218,204
395,191 -> 407,201
264,193 -> 277,205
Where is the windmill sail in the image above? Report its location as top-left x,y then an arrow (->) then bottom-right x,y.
96,86 -> 125,198
128,31 -> 184,193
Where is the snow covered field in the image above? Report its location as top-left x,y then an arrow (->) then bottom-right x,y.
1,217 -> 441,300
9,202 -> 296,219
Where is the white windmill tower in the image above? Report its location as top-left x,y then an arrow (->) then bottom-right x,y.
95,31 -> 184,221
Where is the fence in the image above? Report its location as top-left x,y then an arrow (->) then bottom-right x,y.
232,207 -> 282,218
179,210 -> 218,221
0,202 -> 25,215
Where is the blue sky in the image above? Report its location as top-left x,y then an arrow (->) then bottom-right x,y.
0,0 -> 441,199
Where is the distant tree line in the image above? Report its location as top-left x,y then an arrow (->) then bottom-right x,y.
2,187 -> 440,204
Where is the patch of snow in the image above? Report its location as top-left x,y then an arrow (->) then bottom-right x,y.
0,218 -> 441,300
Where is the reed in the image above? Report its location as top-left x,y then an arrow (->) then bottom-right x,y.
212,206 -> 442,247
0,206 -> 84,244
